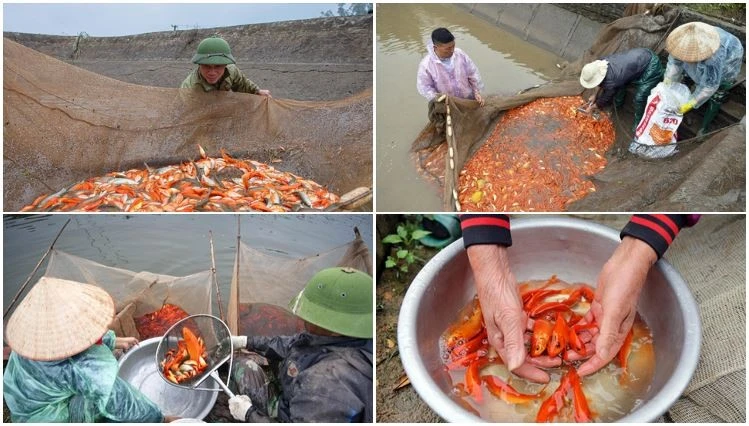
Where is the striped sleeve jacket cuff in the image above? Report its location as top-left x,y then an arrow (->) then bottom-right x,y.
620,214 -> 698,259
459,214 -> 512,248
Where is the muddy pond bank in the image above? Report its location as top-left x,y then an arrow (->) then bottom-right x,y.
5,15 -> 372,101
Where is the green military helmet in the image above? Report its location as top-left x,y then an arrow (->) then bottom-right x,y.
192,36 -> 236,65
289,267 -> 373,339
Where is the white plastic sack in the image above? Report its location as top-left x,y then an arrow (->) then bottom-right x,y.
630,82 -> 691,159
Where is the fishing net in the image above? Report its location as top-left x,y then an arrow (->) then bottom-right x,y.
156,315 -> 232,392
227,231 -> 372,336
43,250 -> 213,340
3,36 -> 372,211
412,7 -> 745,211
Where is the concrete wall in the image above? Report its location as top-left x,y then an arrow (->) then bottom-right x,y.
460,4 -> 604,62
558,4 -> 745,48
460,3 -> 745,62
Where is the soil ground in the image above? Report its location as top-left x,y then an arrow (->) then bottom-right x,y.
376,244 -> 442,423
4,15 -> 372,101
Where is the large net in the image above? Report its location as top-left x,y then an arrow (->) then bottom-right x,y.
44,250 -> 213,340
227,231 -> 372,336
4,36 -> 372,211
412,7 -> 745,212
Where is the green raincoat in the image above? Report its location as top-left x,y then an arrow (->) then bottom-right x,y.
3,330 -> 163,423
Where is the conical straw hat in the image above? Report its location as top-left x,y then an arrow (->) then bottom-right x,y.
666,22 -> 720,62
5,277 -> 115,361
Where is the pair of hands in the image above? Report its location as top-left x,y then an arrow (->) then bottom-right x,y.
466,236 -> 657,383
433,92 -> 485,107
584,94 -> 599,113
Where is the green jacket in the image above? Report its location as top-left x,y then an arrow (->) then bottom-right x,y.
180,64 -> 260,93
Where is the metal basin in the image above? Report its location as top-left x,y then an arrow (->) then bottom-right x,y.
118,337 -> 218,419
398,217 -> 701,422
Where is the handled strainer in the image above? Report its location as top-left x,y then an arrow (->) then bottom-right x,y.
156,314 -> 235,397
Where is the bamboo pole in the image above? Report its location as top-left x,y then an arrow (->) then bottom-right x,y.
209,230 -> 225,322
235,215 -> 241,330
4,218 -> 71,319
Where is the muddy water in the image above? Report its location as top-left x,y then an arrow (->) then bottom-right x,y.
376,3 -> 563,211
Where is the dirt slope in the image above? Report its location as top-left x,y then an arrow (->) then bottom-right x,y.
4,15 -> 372,101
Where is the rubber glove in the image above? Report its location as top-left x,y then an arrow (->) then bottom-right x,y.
231,335 -> 248,349
679,99 -> 696,114
229,395 -> 253,421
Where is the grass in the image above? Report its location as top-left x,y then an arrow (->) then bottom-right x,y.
682,3 -> 746,23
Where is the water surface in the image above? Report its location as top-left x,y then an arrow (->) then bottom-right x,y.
3,214 -> 373,315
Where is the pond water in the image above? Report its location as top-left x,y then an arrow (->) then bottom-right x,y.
376,3 -> 562,211
3,214 -> 373,316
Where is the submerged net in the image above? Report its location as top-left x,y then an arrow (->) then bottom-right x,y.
227,231 -> 372,336
412,7 -> 745,211
4,37 -> 372,211
44,250 -> 213,340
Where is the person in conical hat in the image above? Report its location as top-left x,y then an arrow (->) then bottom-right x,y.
180,35 -> 272,97
227,267 -> 373,423
3,277 -> 175,422
579,48 -> 664,130
663,22 -> 743,134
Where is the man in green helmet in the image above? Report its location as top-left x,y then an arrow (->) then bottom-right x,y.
228,267 -> 373,422
181,36 -> 272,97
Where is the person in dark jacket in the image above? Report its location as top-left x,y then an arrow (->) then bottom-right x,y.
228,267 -> 373,422
579,48 -> 664,129
459,214 -> 699,383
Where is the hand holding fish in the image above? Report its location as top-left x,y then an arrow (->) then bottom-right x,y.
577,237 -> 657,377
466,245 -> 551,383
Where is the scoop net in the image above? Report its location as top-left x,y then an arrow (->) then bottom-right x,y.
156,314 -> 233,392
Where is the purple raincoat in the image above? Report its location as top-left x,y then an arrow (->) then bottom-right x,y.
416,40 -> 484,101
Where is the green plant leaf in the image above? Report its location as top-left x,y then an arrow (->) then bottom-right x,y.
405,253 -> 415,264
396,249 -> 409,259
411,229 -> 432,240
400,264 -> 409,272
385,259 -> 397,268
397,225 -> 407,239
382,234 -> 402,244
